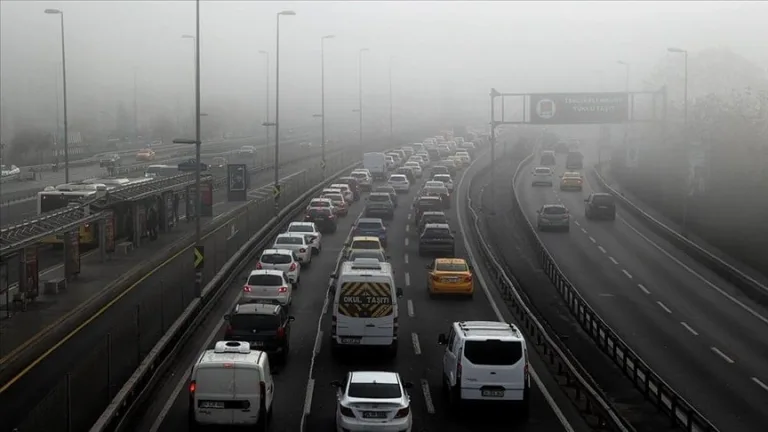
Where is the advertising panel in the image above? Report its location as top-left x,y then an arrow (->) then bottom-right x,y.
227,164 -> 247,202
530,93 -> 629,124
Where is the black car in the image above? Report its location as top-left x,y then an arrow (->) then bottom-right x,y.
555,141 -> 569,154
364,193 -> 395,219
374,185 -> 398,207
584,193 -> 616,220
418,223 -> 455,256
224,302 -> 295,364
413,196 -> 444,225
418,211 -> 449,234
337,176 -> 361,201
178,158 -> 209,172
304,207 -> 338,233
396,166 -> 415,183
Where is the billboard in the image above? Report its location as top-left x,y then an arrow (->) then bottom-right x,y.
529,93 -> 629,124
227,164 -> 248,202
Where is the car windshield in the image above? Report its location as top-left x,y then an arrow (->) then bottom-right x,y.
289,225 -> 313,233
347,382 -> 402,399
463,340 -> 523,366
535,168 -> 551,174
435,262 -> 467,272
424,228 -> 451,238
351,240 -> 380,250
369,195 -> 390,202
543,207 -> 567,215
230,314 -> 279,330
276,236 -> 303,245
593,195 -> 614,205
357,221 -> 383,230
348,250 -> 386,262
311,201 -> 330,207
247,274 -> 283,286
260,253 -> 292,264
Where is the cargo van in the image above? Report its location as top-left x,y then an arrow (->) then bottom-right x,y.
188,341 -> 275,428
329,258 -> 403,358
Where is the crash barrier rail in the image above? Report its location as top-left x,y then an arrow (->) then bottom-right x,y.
4,151 -> 358,432
506,153 -> 718,432
463,149 -> 632,432
90,151 -> 394,432
591,165 -> 768,306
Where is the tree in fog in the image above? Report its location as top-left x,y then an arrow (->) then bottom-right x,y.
7,128 -> 52,164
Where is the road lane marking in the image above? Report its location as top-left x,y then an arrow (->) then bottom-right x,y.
420,379 -> 436,414
404,272 -> 411,287
711,347 -> 735,364
314,330 -> 324,356
304,379 -> 315,415
407,299 -> 415,317
598,246 -> 606,254
589,236 -> 596,243
618,216 -> 768,327
621,269 -> 633,279
680,322 -> 699,336
407,213 -> 412,220
404,254 -> 409,264
657,301 -> 672,314
637,284 -> 650,294
752,377 -> 768,392
580,228 -> 587,234
405,224 -> 410,232
574,220 -> 580,226
404,238 -> 409,247
411,332 -> 422,355
609,256 -> 618,265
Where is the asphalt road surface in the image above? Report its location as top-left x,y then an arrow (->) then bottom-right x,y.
514,147 -> 768,431
136,165 -> 578,432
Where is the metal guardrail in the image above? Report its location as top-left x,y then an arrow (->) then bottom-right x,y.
591,166 -> 768,305
507,152 -> 718,432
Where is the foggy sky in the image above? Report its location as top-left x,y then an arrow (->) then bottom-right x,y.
1,1 -> 767,139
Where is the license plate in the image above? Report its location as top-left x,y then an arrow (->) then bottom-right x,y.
481,389 -> 505,398
250,341 -> 264,347
442,277 -> 459,283
200,401 -> 225,409
340,338 -> 361,345
362,411 -> 387,419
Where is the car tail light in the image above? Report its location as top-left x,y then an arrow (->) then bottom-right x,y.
278,286 -> 288,293
289,262 -> 297,271
243,285 -> 252,293
224,324 -> 233,337
339,406 -> 355,417
189,380 -> 196,394
394,406 -> 410,418
276,327 -> 285,338
299,248 -> 306,253
256,262 -> 263,269
431,275 -> 440,281
464,274 -> 473,282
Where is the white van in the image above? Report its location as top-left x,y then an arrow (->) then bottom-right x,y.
363,152 -> 388,180
188,341 -> 275,428
330,258 -> 403,358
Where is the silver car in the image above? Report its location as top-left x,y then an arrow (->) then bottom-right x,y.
272,233 -> 313,265
286,221 -> 323,255
536,204 -> 570,232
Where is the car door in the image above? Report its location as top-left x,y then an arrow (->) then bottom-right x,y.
283,273 -> 293,299
442,327 -> 458,384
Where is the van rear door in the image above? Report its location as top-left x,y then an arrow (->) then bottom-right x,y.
232,365 -> 261,425
460,340 -> 525,401
335,281 -> 394,346
194,365 -> 236,424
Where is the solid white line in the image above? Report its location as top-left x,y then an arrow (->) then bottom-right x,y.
680,322 -> 699,336
637,284 -> 651,294
618,216 -> 768,327
411,332 -> 422,355
589,236 -> 596,243
314,330 -> 324,356
404,272 -> 411,287
751,377 -> 768,392
404,254 -> 409,264
404,238 -> 409,247
710,346 -> 735,364
621,269 -> 633,279
420,379 -> 436,414
598,246 -> 606,254
657,301 -> 672,314
580,227 -> 587,234
609,256 -> 618,265
407,299 -> 415,317
405,224 -> 410,232
303,379 -> 315,415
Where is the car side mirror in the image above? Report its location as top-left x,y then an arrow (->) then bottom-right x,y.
288,316 -> 296,322
329,272 -> 337,279
223,314 -> 230,321
330,380 -> 342,388
437,333 -> 448,345
468,265 -> 474,271
425,264 -> 431,270
396,287 -> 404,297
404,381 -> 414,390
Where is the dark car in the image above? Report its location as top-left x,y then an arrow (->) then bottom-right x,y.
224,302 -> 295,364
427,148 -> 440,162
304,207 -> 337,233
420,186 -> 450,209
353,217 -> 388,247
555,141 -> 569,154
374,185 -> 398,207
364,193 -> 395,219
413,196 -> 444,225
395,166 -> 415,183
540,151 -> 556,166
584,193 -> 616,220
418,211 -> 449,234
178,158 -> 209,172
430,165 -> 451,179
418,223 -> 455,256
337,176 -> 361,201
99,153 -> 121,167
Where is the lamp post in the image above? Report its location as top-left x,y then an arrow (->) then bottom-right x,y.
274,10 -> 296,214
182,34 -> 196,130
259,50 -> 270,148
616,60 -> 631,164
389,56 -> 394,148
357,48 -> 369,148
668,47 -> 690,236
44,8 -> 69,183
319,35 -> 335,179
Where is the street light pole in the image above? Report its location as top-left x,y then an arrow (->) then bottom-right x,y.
259,50 -> 270,148
617,60 -> 631,165
182,34 -> 196,132
133,68 -> 139,141
668,47 -> 690,236
389,56 -> 394,148
45,8 -> 69,183
275,10 -> 296,214
320,35 -> 334,179
358,48 -> 369,148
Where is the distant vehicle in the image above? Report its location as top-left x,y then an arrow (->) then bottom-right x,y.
211,156 -> 227,168
531,167 -> 554,187
555,141 -> 569,154
536,204 -> 570,232
1,164 -> 20,177
144,164 -> 179,178
151,139 -> 163,147
240,145 -> 257,154
584,193 -> 616,220
99,153 -> 120,167
565,151 -> 583,169
37,183 -> 109,245
136,148 -> 155,161
300,141 -> 313,149
539,151 -> 556,166
418,223 -> 455,256
178,159 -> 209,172
559,171 -> 583,191
363,152 -> 388,180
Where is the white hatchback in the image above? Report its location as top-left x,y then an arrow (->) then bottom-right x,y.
432,174 -> 454,192
286,221 -> 323,255
333,371 -> 413,432
242,269 -> 292,306
272,233 -> 312,265
256,249 -> 301,287
387,174 -> 410,193
531,166 -> 554,186
330,184 -> 355,203
403,162 -> 422,178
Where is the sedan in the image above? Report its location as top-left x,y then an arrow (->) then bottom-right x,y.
403,162 -> 422,178
332,371 -> 413,432
286,221 -> 323,255
536,204 -> 570,232
387,174 -> 410,193
272,233 -> 313,264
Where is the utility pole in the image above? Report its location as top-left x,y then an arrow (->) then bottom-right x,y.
259,50 -> 270,147
133,68 -> 138,141
389,56 -> 394,148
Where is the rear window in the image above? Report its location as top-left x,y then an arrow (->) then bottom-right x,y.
347,382 -> 401,399
351,172 -> 367,179
260,253 -> 292,264
593,195 -> 614,205
434,175 -> 451,182
230,314 -> 279,330
424,228 -> 451,238
435,262 -> 467,272
324,194 -> 343,201
463,340 -> 523,366
247,274 -> 283,286
369,195 -> 390,202
422,216 -> 447,225
357,221 -> 383,230
542,207 -> 567,215
308,208 -> 331,217
310,201 -> 330,207
348,250 -> 386,262
389,175 -> 406,181
275,236 -> 303,245
289,225 -> 313,233
535,168 -> 551,174
351,240 -> 380,250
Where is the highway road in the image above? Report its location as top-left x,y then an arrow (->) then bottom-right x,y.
514,147 -> 768,431
135,157 -> 586,432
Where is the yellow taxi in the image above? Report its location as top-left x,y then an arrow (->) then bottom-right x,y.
559,171 -> 583,191
426,258 -> 474,297
345,236 -> 383,258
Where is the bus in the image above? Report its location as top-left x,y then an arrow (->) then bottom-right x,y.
144,164 -> 179,178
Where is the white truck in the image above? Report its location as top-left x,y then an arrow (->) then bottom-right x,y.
363,152 -> 387,180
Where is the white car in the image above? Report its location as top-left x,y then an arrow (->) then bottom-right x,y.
455,151 -> 471,166
424,180 -> 444,189
330,183 -> 355,204
242,269 -> 292,306
333,371 -> 413,432
256,248 -> 301,287
531,166 -> 554,186
272,233 -> 312,265
403,162 -> 422,178
286,221 -> 323,255
407,156 -> 426,169
387,174 -> 410,193
240,145 -> 257,154
350,170 -> 373,191
432,174 -> 454,192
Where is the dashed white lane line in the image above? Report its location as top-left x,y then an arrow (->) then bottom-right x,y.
588,236 -> 596,243
657,301 -> 672,314
638,283 -> 651,294
711,346 -> 735,364
421,379 -> 436,414
752,377 -> 768,392
405,224 -> 410,232
404,254 -> 409,264
411,332 -> 422,355
597,246 -> 606,254
680,322 -> 699,336
407,299 -> 415,317
580,227 -> 587,234
404,272 -> 411,287
574,220 -> 580,226
404,238 -> 409,247
621,269 -> 633,279
608,256 -> 618,265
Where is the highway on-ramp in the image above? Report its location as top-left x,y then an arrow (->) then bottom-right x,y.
513,147 -> 768,431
